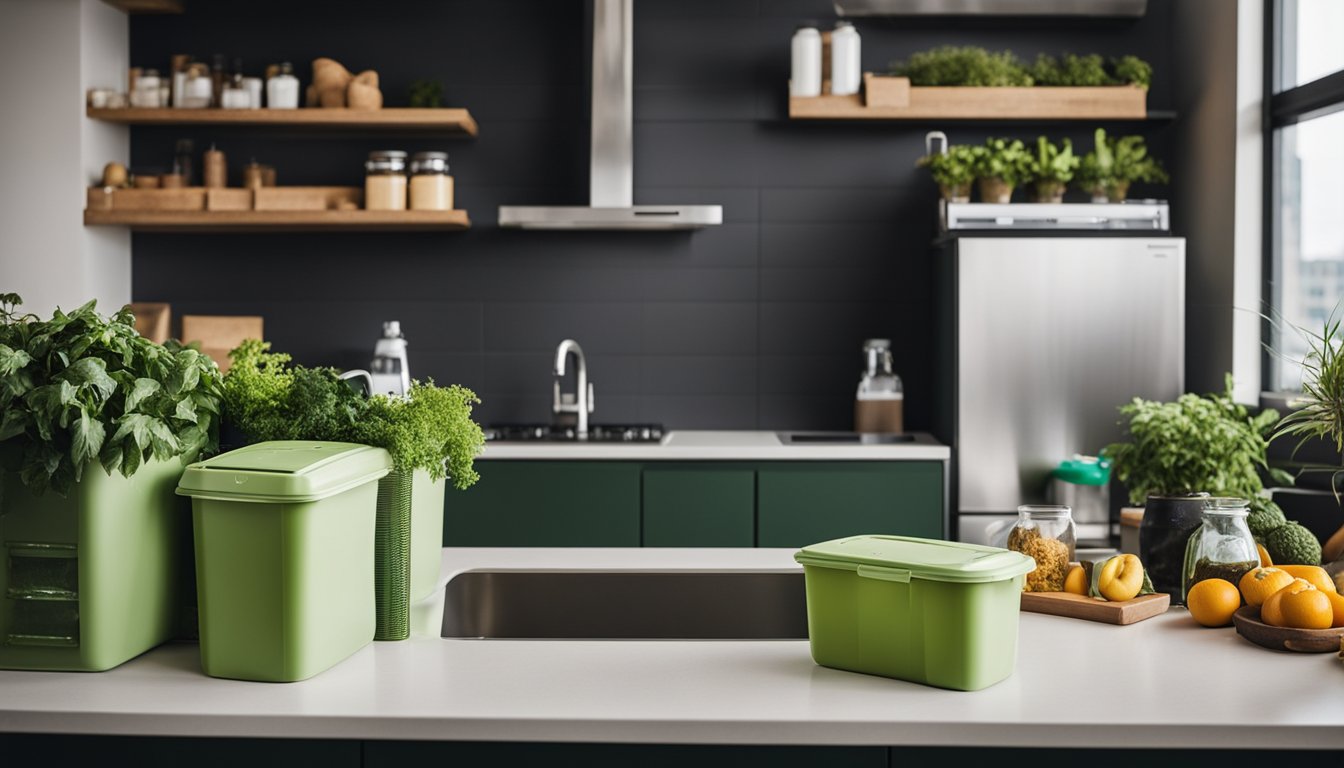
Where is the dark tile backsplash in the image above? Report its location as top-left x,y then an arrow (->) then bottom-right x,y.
130,0 -> 1177,432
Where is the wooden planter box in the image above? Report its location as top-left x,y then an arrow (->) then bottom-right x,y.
789,73 -> 1147,120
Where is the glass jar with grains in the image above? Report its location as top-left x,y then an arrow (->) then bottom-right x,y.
1181,497 -> 1259,603
408,151 -> 453,211
365,150 -> 408,211
1007,505 -> 1077,592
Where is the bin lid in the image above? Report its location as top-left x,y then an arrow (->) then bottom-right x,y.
1053,455 -> 1111,486
176,441 -> 392,503
794,535 -> 1035,584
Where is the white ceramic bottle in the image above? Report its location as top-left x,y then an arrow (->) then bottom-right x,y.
830,20 -> 861,96
790,23 -> 822,97
266,62 -> 300,109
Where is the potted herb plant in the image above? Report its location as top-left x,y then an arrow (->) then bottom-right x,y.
915,144 -> 978,203
971,137 -> 1033,204
222,339 -> 484,640
1027,136 -> 1079,203
0,293 -> 223,671
1103,375 -> 1291,603
1078,127 -> 1169,202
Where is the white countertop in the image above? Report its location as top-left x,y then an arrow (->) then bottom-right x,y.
1,547 -> 1341,750
481,430 -> 950,461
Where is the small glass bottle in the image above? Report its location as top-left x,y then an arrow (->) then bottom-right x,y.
1182,497 -> 1259,603
408,151 -> 453,211
855,338 -> 903,433
364,150 -> 408,211
1007,505 -> 1077,592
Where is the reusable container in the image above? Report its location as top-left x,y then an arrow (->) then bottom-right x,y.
793,534 -> 1035,691
176,441 -> 391,682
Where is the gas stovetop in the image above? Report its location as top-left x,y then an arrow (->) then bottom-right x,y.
484,423 -> 666,443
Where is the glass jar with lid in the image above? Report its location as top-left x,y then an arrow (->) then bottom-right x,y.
1181,497 -> 1260,602
1007,505 -> 1076,592
365,150 -> 408,211
854,338 -> 903,433
408,151 -> 453,211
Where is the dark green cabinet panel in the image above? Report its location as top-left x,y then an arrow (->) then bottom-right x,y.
445,462 -> 640,546
642,465 -> 755,547
0,735 -> 359,767
364,740 -> 886,768
756,462 -> 944,548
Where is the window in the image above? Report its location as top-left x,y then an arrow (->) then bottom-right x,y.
1268,0 -> 1344,390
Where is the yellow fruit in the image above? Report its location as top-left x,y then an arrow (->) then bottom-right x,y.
1278,581 -> 1332,630
1261,577 -> 1313,627
1097,554 -> 1144,601
1256,542 -> 1272,567
1063,564 -> 1087,595
1238,567 -> 1293,608
1186,578 -> 1241,627
1277,565 -> 1336,594
1326,591 -> 1344,629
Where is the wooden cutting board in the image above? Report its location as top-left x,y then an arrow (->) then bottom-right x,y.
1020,591 -> 1171,625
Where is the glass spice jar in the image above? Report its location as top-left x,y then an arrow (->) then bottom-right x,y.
364,150 -> 408,211
1181,497 -> 1260,603
1007,505 -> 1076,592
408,151 -> 453,211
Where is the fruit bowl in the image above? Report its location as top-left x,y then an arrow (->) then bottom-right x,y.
1231,606 -> 1344,653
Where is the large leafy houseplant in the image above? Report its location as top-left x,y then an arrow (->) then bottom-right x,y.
0,293 -> 222,494
1078,127 -> 1169,202
915,144 -> 978,202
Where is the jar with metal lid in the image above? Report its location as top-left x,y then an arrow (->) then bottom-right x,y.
408,151 -> 453,211
1007,505 -> 1076,592
1181,497 -> 1259,603
364,150 -> 407,211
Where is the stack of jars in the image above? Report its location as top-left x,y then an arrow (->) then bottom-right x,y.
364,151 -> 453,211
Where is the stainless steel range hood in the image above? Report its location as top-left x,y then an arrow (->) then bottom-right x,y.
497,0 -> 722,230
834,0 -> 1147,16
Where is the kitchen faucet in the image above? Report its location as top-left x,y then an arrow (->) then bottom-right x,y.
553,339 -> 594,437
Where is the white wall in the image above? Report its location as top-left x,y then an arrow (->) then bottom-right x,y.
0,0 -> 128,320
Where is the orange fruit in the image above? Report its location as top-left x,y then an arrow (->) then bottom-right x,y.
1256,542 -> 1272,567
1261,587 -> 1287,626
1278,582 -> 1333,629
1238,567 -> 1294,607
1327,591 -> 1344,629
1185,578 -> 1241,628
1276,565 -> 1336,594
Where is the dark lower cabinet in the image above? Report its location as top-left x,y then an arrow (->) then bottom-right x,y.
365,741 -> 885,767
757,461 -> 945,547
642,465 -> 755,547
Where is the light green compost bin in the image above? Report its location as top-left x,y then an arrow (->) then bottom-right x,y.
176,441 -> 391,683
794,535 -> 1035,692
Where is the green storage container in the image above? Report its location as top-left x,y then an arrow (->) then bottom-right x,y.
793,535 -> 1035,691
176,441 -> 392,682
0,459 -> 188,672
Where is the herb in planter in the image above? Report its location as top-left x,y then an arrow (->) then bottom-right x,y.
223,339 -> 484,489
915,144 -> 978,202
1027,136 -> 1079,202
0,293 -> 223,496
971,137 -> 1033,202
1103,374 -> 1292,505
1029,53 -> 1152,89
1078,127 -> 1169,202
889,46 -> 1033,87
408,79 -> 444,109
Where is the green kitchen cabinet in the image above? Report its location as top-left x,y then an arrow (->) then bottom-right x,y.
756,462 -> 944,548
642,466 -> 755,547
444,461 -> 640,546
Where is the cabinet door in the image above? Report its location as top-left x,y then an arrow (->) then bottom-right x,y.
642,465 -> 755,547
756,462 -> 944,548
444,462 -> 640,546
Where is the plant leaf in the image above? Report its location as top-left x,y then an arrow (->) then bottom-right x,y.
0,408 -> 28,441
124,378 -> 161,412
71,409 -> 106,468
61,357 -> 117,401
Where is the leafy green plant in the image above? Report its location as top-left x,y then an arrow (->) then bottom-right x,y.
0,293 -> 222,496
1112,55 -> 1153,90
408,79 -> 443,109
889,46 -> 1033,87
1103,374 -> 1293,505
1030,53 -> 1111,87
915,144 -> 979,194
223,339 -> 484,489
1028,136 -> 1079,183
1078,127 -> 1169,199
972,137 -> 1034,185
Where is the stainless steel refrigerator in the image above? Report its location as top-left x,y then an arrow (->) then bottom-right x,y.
935,231 -> 1185,548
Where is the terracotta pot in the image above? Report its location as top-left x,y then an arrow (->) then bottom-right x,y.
977,176 -> 1014,204
939,182 -> 972,204
1106,180 -> 1131,203
1031,180 -> 1066,204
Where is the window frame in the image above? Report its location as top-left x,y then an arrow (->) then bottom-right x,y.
1263,0 -> 1344,392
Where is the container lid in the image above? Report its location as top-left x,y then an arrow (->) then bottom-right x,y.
794,534 -> 1035,584
176,441 -> 392,503
1053,455 -> 1111,486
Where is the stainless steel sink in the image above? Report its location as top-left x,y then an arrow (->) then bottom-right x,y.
777,431 -> 914,444
441,570 -> 808,639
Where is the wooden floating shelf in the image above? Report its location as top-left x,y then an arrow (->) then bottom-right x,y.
84,209 -> 471,233
789,74 -> 1147,121
86,107 -> 479,136
100,0 -> 183,13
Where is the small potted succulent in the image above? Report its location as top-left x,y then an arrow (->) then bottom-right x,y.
915,144 -> 978,203
971,137 -> 1033,204
1078,127 -> 1169,202
1026,136 -> 1079,203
